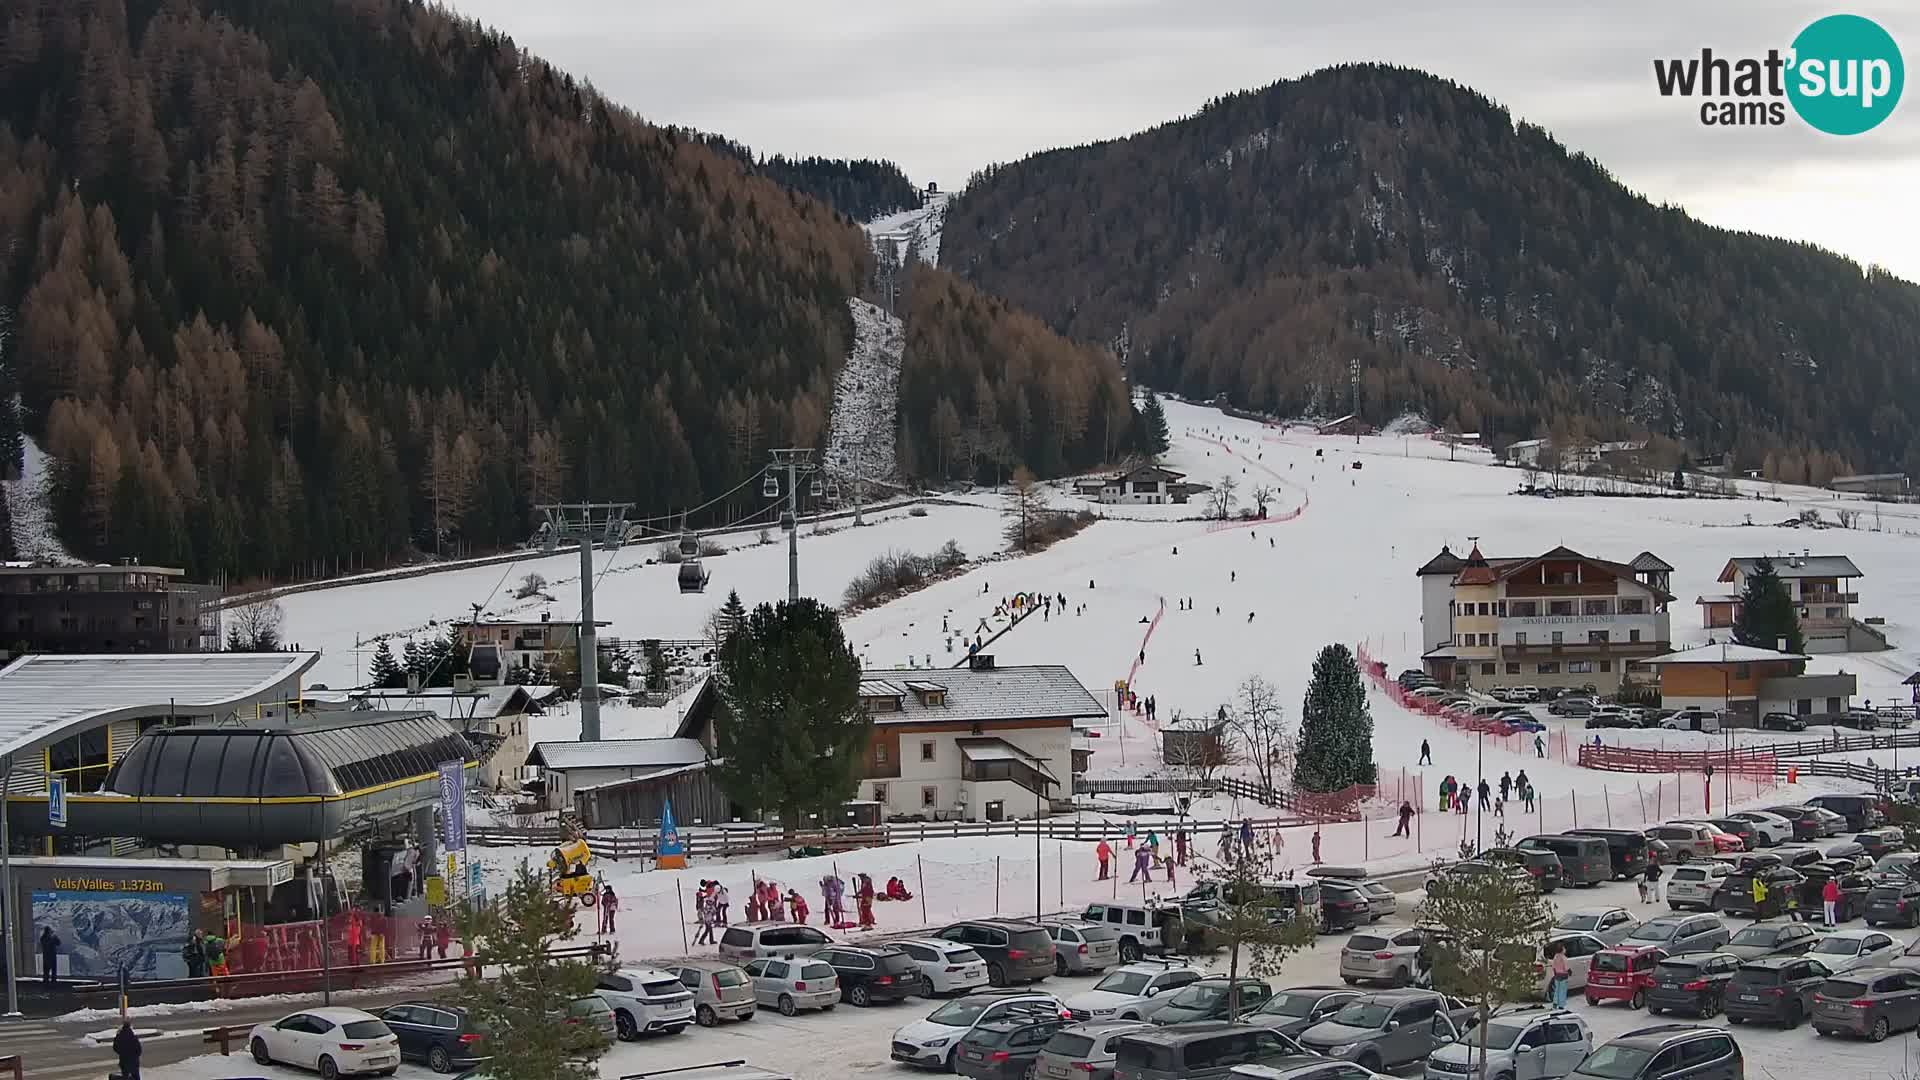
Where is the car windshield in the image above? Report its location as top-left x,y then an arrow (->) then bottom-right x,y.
1259,992 -> 1329,1018
1329,1001 -> 1394,1028
340,1020 -> 391,1039
1557,913 -> 1602,931
1576,1046 -> 1656,1080
801,964 -> 834,980
714,968 -> 748,987
1627,922 -> 1678,942
1092,971 -> 1152,995
1730,928 -> 1781,946
947,948 -> 985,964
927,999 -> 994,1026
1592,952 -> 1635,973
1460,1021 -> 1527,1050
1169,982 -> 1228,1008
1347,935 -> 1390,950
881,953 -> 918,974
1813,939 -> 1861,956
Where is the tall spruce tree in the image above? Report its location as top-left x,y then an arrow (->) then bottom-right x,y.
1732,556 -> 1805,655
367,639 -> 404,689
1138,393 -> 1171,458
711,598 -> 868,825
1293,643 -> 1377,792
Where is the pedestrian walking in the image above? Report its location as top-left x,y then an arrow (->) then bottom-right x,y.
1419,740 -> 1432,765
1477,779 -> 1491,807
435,919 -> 453,959
1534,734 -> 1546,758
114,1021 -> 143,1080
1128,845 -> 1152,884
1644,863 -> 1662,904
417,917 -> 435,959
1499,772 -> 1512,801
182,930 -> 208,979
37,926 -> 59,985
1310,829 -> 1322,864
1824,875 -> 1842,925
693,884 -> 715,945
1549,943 -> 1571,1008
600,884 -> 620,933
856,874 -> 877,930
1096,838 -> 1112,879
1163,855 -> 1177,885
1194,649 -> 1203,665
1751,875 -> 1770,922
1394,801 -> 1414,838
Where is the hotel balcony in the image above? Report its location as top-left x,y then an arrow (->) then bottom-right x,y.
1499,640 -> 1668,659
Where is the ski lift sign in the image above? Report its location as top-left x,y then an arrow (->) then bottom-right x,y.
438,761 -> 467,853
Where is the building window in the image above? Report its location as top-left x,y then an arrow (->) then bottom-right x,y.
1568,661 -> 1593,674
1482,663 -> 1496,675
1583,599 -> 1612,615
875,744 -> 889,765
1537,662 -> 1561,674
1599,660 -> 1612,672
1825,697 -> 1841,714
1478,633 -> 1492,647
1478,603 -> 1491,616
1496,602 -> 1508,617
1506,663 -> 1521,675
1629,629 -> 1641,643
1457,634 -> 1466,647
1549,600 -> 1575,616
1619,598 -> 1646,614
873,783 -> 888,803
1588,630 -> 1610,644
1511,601 -> 1538,617
1825,607 -> 1840,619
1733,664 -> 1750,679
1551,631 -> 1564,644
920,740 -> 936,762
1514,632 -> 1528,646
922,785 -> 938,808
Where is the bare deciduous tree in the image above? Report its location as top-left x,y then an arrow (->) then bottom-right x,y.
1207,474 -> 1239,520
225,597 -> 285,651
513,572 -> 549,600
1228,675 -> 1293,795
1249,483 -> 1275,517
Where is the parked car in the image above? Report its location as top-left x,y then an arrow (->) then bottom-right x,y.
1519,835 -> 1612,887
1424,860 -> 1536,896
896,937 -> 993,995
1644,953 -> 1741,1018
741,956 -> 839,1016
1584,945 -> 1668,1009
1553,907 -> 1641,946
1727,810 -> 1795,847
1319,881 -> 1374,932
1482,846 -> 1564,892
1550,696 -> 1595,717
1150,976 -> 1272,1025
1768,845 -> 1830,871
1761,711 -> 1808,732
1113,1021 -> 1303,1080
938,920 -> 1058,986
1033,1019 -> 1152,1080
1565,1025 -> 1742,1080
564,995 -> 617,1042
1711,868 -> 1804,920
1866,876 -> 1920,928
1812,791 -> 1889,834
1853,827 -> 1908,861
1564,829 -> 1653,880
955,1013 -> 1073,1080
1690,818 -> 1759,852
1339,928 -> 1426,987
1422,1004 -> 1590,1080
1759,806 -> 1827,842
1407,686 -> 1448,701
1645,824 -> 1717,863
1719,922 -> 1816,962
377,1004 -> 488,1074
1042,919 -> 1122,976
1294,990 -> 1474,1074
1803,806 -> 1851,837
1585,708 -> 1636,730
1811,967 -> 1920,1040
1064,962 -> 1206,1022
1081,902 -> 1188,961
1668,821 -> 1744,855
1793,861 -> 1873,921
249,1008 -> 402,1078
594,967 -> 697,1039
1244,986 -> 1364,1038
1662,708 -> 1722,733
1531,933 -> 1609,997
894,992 -> 1066,1070
1232,1059 -> 1386,1080
1807,928 -> 1901,973
1304,867 -> 1399,920
1833,708 -> 1882,731
657,958 -> 757,1027
1663,862 -> 1731,912
815,945 -> 926,1006
716,922 -> 835,961
1619,915 -> 1729,957
1723,956 -> 1833,1027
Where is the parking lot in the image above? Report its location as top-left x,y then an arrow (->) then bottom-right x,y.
135,871 -> 1918,1080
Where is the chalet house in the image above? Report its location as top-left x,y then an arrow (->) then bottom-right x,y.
1417,543 -> 1673,695
526,736 -> 736,829
1642,643 -> 1856,725
458,616 -> 611,680
1098,465 -> 1194,505
674,656 -> 1106,822
1696,554 -> 1886,653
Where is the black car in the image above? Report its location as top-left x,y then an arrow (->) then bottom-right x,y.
814,945 -> 925,1006
379,1003 -> 488,1073
1481,846 -> 1563,892
1792,862 -> 1873,922
1812,967 -> 1920,1041
956,1014 -> 1073,1080
1854,827 -> 1909,861
1319,881 -> 1372,932
1760,711 -> 1808,732
1565,829 -> 1653,880
1805,793 -> 1885,832
1644,953 -> 1741,1018
1712,867 -> 1803,920
1568,1025 -> 1742,1080
938,920 -> 1058,986
1761,806 -> 1826,842
1867,876 -> 1920,928
1723,956 -> 1833,1027
1244,986 -> 1363,1038
1719,922 -> 1815,962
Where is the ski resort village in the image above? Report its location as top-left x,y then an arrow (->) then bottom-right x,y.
4,5 -> 1920,1080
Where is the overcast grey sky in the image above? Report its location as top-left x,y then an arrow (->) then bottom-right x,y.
448,0 -> 1919,281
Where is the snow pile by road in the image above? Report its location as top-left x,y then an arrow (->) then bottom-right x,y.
825,297 -> 905,485
867,190 -> 949,267
2,426 -> 80,563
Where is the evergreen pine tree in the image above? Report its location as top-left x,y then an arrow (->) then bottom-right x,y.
1139,393 -> 1171,458
1292,643 -> 1377,792
367,639 -> 404,689
401,638 -> 425,683
1732,556 -> 1805,655
719,589 -> 748,645
452,863 -> 607,1080
711,597 -> 869,825
0,486 -> 12,561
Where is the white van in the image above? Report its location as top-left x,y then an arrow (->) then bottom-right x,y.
1662,708 -> 1723,733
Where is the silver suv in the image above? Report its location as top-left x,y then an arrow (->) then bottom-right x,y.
1424,1005 -> 1590,1080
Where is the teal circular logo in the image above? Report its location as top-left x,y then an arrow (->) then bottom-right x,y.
1787,14 -> 1904,135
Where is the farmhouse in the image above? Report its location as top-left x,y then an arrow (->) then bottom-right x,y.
1641,642 -> 1857,725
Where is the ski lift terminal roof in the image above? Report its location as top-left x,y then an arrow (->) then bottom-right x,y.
0,651 -> 318,761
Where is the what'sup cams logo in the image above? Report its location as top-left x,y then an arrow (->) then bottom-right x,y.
1654,13 -> 1903,134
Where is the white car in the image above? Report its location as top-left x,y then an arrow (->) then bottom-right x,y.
249,1007 -> 401,1078
743,956 -> 840,1015
1553,907 -> 1641,946
1063,961 -> 1205,1021
1663,861 -> 1732,912
1729,810 -> 1796,847
1536,933 -> 1608,996
1807,929 -> 1902,973
892,990 -> 1065,1070
895,936 -> 991,994
594,966 -> 696,1039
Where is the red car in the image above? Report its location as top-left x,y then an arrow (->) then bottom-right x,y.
1585,944 -> 1667,1010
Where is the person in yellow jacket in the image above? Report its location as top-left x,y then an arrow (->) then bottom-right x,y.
1751,875 -> 1770,922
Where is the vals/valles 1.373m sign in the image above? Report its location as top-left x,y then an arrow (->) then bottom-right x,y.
1654,14 -> 1904,133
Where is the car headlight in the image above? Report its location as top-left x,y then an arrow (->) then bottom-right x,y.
924,1038 -> 951,1048
1330,1043 -> 1358,1055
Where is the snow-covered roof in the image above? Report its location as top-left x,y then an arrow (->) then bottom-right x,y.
1630,551 -> 1675,573
332,685 -> 540,721
1415,546 -> 1466,577
1694,594 -> 1741,605
1720,555 -> 1863,580
529,737 -> 708,772
1642,644 -> 1810,666
859,664 -> 1106,726
572,760 -> 713,792
859,679 -> 908,698
0,652 -> 318,761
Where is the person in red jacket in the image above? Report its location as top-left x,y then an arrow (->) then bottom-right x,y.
1823,876 -> 1843,926
787,889 -> 809,924
1095,839 -> 1113,880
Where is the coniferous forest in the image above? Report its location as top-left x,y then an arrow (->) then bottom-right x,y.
943,64 -> 1920,480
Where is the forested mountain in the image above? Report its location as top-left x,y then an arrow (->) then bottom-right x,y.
685,134 -> 924,221
943,64 -> 1920,481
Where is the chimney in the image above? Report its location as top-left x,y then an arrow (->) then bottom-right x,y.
968,654 -> 996,671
